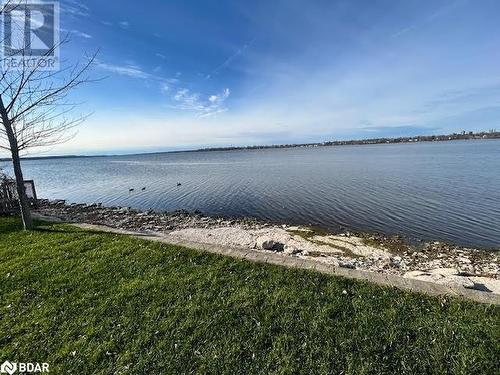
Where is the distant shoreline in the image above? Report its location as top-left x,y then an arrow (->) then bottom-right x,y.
2,130 -> 499,161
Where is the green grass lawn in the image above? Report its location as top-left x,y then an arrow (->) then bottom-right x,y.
0,217 -> 499,374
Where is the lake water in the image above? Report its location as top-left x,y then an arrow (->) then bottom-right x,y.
10,140 -> 500,248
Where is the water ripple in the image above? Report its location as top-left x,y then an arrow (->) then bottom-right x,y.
16,140 -> 500,248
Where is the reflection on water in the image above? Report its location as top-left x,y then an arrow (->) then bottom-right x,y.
11,139 -> 500,248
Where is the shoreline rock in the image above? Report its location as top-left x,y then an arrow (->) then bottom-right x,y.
34,199 -> 500,295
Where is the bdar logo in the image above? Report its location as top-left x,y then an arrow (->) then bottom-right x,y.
0,361 -> 17,375
0,361 -> 48,374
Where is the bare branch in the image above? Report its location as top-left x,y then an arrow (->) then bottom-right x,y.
0,34 -> 98,152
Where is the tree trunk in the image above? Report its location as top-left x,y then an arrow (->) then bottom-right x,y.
0,97 -> 33,230
10,145 -> 33,230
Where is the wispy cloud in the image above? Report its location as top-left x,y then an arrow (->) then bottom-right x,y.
413,83 -> 500,116
391,0 -> 466,38
391,25 -> 417,38
119,21 -> 130,29
208,88 -> 230,104
10,11 -> 92,39
65,29 -> 92,39
97,59 -> 230,117
160,83 -> 170,93
62,0 -> 90,18
97,62 -> 151,79
172,87 -> 230,117
206,39 -> 255,79
96,60 -> 180,84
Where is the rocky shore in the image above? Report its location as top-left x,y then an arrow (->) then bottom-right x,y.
35,199 -> 500,295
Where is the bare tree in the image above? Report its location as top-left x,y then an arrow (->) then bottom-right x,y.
0,1 -> 96,229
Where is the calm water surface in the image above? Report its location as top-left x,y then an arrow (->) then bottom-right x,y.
12,140 -> 500,248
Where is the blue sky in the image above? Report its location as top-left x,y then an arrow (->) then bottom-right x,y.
45,0 -> 500,154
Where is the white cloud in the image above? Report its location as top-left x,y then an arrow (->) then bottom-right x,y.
96,62 -> 151,79
199,108 -> 227,118
68,29 -> 92,39
172,87 -> 230,117
63,1 -> 90,18
208,88 -> 230,104
161,83 -> 170,93
173,89 -> 203,110
96,61 -> 179,86
119,21 -> 130,29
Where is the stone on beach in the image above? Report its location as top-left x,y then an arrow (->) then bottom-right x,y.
256,236 -> 284,251
34,199 -> 500,296
283,243 -> 302,255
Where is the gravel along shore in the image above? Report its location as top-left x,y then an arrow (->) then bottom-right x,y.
35,199 -> 500,295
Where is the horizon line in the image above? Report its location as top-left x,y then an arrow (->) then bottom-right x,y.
2,129 -> 498,161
